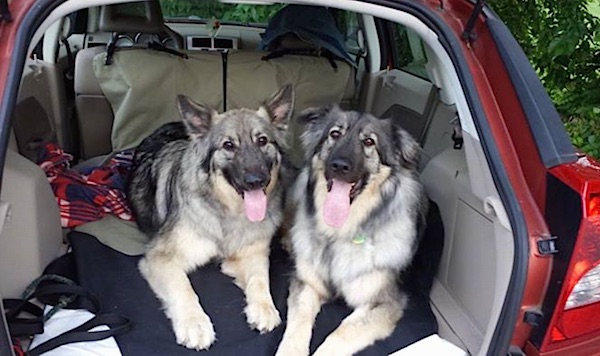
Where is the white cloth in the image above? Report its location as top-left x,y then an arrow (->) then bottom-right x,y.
390,334 -> 468,356
29,306 -> 122,356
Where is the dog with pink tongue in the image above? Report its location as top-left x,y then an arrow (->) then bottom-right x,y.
277,104 -> 428,356
129,85 -> 295,351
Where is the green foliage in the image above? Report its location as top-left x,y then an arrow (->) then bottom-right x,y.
159,0 -> 283,23
488,0 -> 600,158
589,1 -> 600,17
564,116 -> 600,159
160,0 -> 194,16
222,4 -> 284,23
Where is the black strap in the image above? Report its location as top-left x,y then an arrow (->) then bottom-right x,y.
4,278 -> 131,355
221,50 -> 228,112
33,284 -> 101,315
3,299 -> 44,337
147,41 -> 188,59
4,299 -> 43,320
107,37 -> 189,66
4,282 -> 102,338
27,313 -> 132,356
105,33 -> 118,65
60,37 -> 75,81
105,44 -> 116,65
450,116 -> 464,150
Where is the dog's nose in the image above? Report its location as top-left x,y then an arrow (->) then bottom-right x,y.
330,158 -> 352,174
243,173 -> 267,190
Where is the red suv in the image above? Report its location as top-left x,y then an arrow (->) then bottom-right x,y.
1,0 -> 599,355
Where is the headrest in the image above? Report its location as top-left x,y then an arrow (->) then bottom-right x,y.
259,5 -> 356,67
99,1 -> 164,34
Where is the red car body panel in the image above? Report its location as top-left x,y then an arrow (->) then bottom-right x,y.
1,0 -> 599,354
0,0 -> 35,105
428,2 -> 600,354
422,0 -> 553,349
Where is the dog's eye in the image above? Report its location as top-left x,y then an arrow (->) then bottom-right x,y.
329,130 -> 341,139
223,141 -> 235,151
363,138 -> 375,147
257,136 -> 268,147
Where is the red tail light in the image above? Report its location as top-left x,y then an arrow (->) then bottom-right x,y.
588,194 -> 600,217
541,203 -> 600,351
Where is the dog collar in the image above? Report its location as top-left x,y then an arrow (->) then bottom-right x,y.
352,235 -> 367,245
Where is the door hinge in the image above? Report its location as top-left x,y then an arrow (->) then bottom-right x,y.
461,0 -> 487,43
537,235 -> 559,255
523,309 -> 544,327
450,115 -> 463,149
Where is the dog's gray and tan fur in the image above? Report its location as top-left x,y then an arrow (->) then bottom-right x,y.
276,105 -> 428,356
128,85 -> 294,350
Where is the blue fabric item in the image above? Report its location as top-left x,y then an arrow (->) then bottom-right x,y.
259,5 -> 356,67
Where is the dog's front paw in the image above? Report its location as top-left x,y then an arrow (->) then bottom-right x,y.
313,344 -> 341,356
275,338 -> 308,356
244,301 -> 281,333
172,311 -> 216,350
313,337 -> 349,356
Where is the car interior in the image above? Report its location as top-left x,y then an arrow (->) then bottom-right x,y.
0,0 -> 516,354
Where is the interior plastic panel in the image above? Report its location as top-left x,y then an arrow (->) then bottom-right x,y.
0,150 -> 64,298
421,147 -> 513,355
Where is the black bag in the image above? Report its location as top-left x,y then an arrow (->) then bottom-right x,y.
2,253 -> 131,355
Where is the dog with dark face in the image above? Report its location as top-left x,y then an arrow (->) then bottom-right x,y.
276,105 -> 428,356
128,85 -> 294,350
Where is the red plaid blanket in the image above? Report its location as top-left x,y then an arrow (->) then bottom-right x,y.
38,143 -> 135,228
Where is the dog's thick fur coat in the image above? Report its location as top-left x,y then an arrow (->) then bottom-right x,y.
276,105 -> 428,356
128,85 -> 294,350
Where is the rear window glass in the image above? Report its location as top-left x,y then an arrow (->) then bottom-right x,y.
115,2 -> 148,17
159,0 -> 285,24
392,24 -> 429,80
335,10 -> 362,55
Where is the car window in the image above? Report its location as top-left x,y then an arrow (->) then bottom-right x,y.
112,1 -> 147,17
159,0 -> 284,24
335,10 -> 362,55
391,24 -> 429,80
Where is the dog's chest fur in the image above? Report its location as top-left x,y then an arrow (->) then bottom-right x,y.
294,217 -> 415,291
291,169 -> 421,291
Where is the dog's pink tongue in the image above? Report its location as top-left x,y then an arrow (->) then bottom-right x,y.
243,190 -> 267,222
323,179 -> 352,228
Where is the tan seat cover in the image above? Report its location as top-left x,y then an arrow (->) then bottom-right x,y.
92,49 -> 354,164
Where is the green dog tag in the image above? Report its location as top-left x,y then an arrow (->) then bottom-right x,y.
352,235 -> 366,245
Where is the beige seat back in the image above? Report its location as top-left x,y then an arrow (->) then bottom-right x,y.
89,49 -> 354,167
75,46 -> 114,159
226,51 -> 355,165
74,1 -> 182,159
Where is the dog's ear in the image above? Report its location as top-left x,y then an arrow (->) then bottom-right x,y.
296,104 -> 336,126
263,84 -> 295,130
380,118 -> 420,169
387,119 -> 420,170
177,95 -> 213,138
